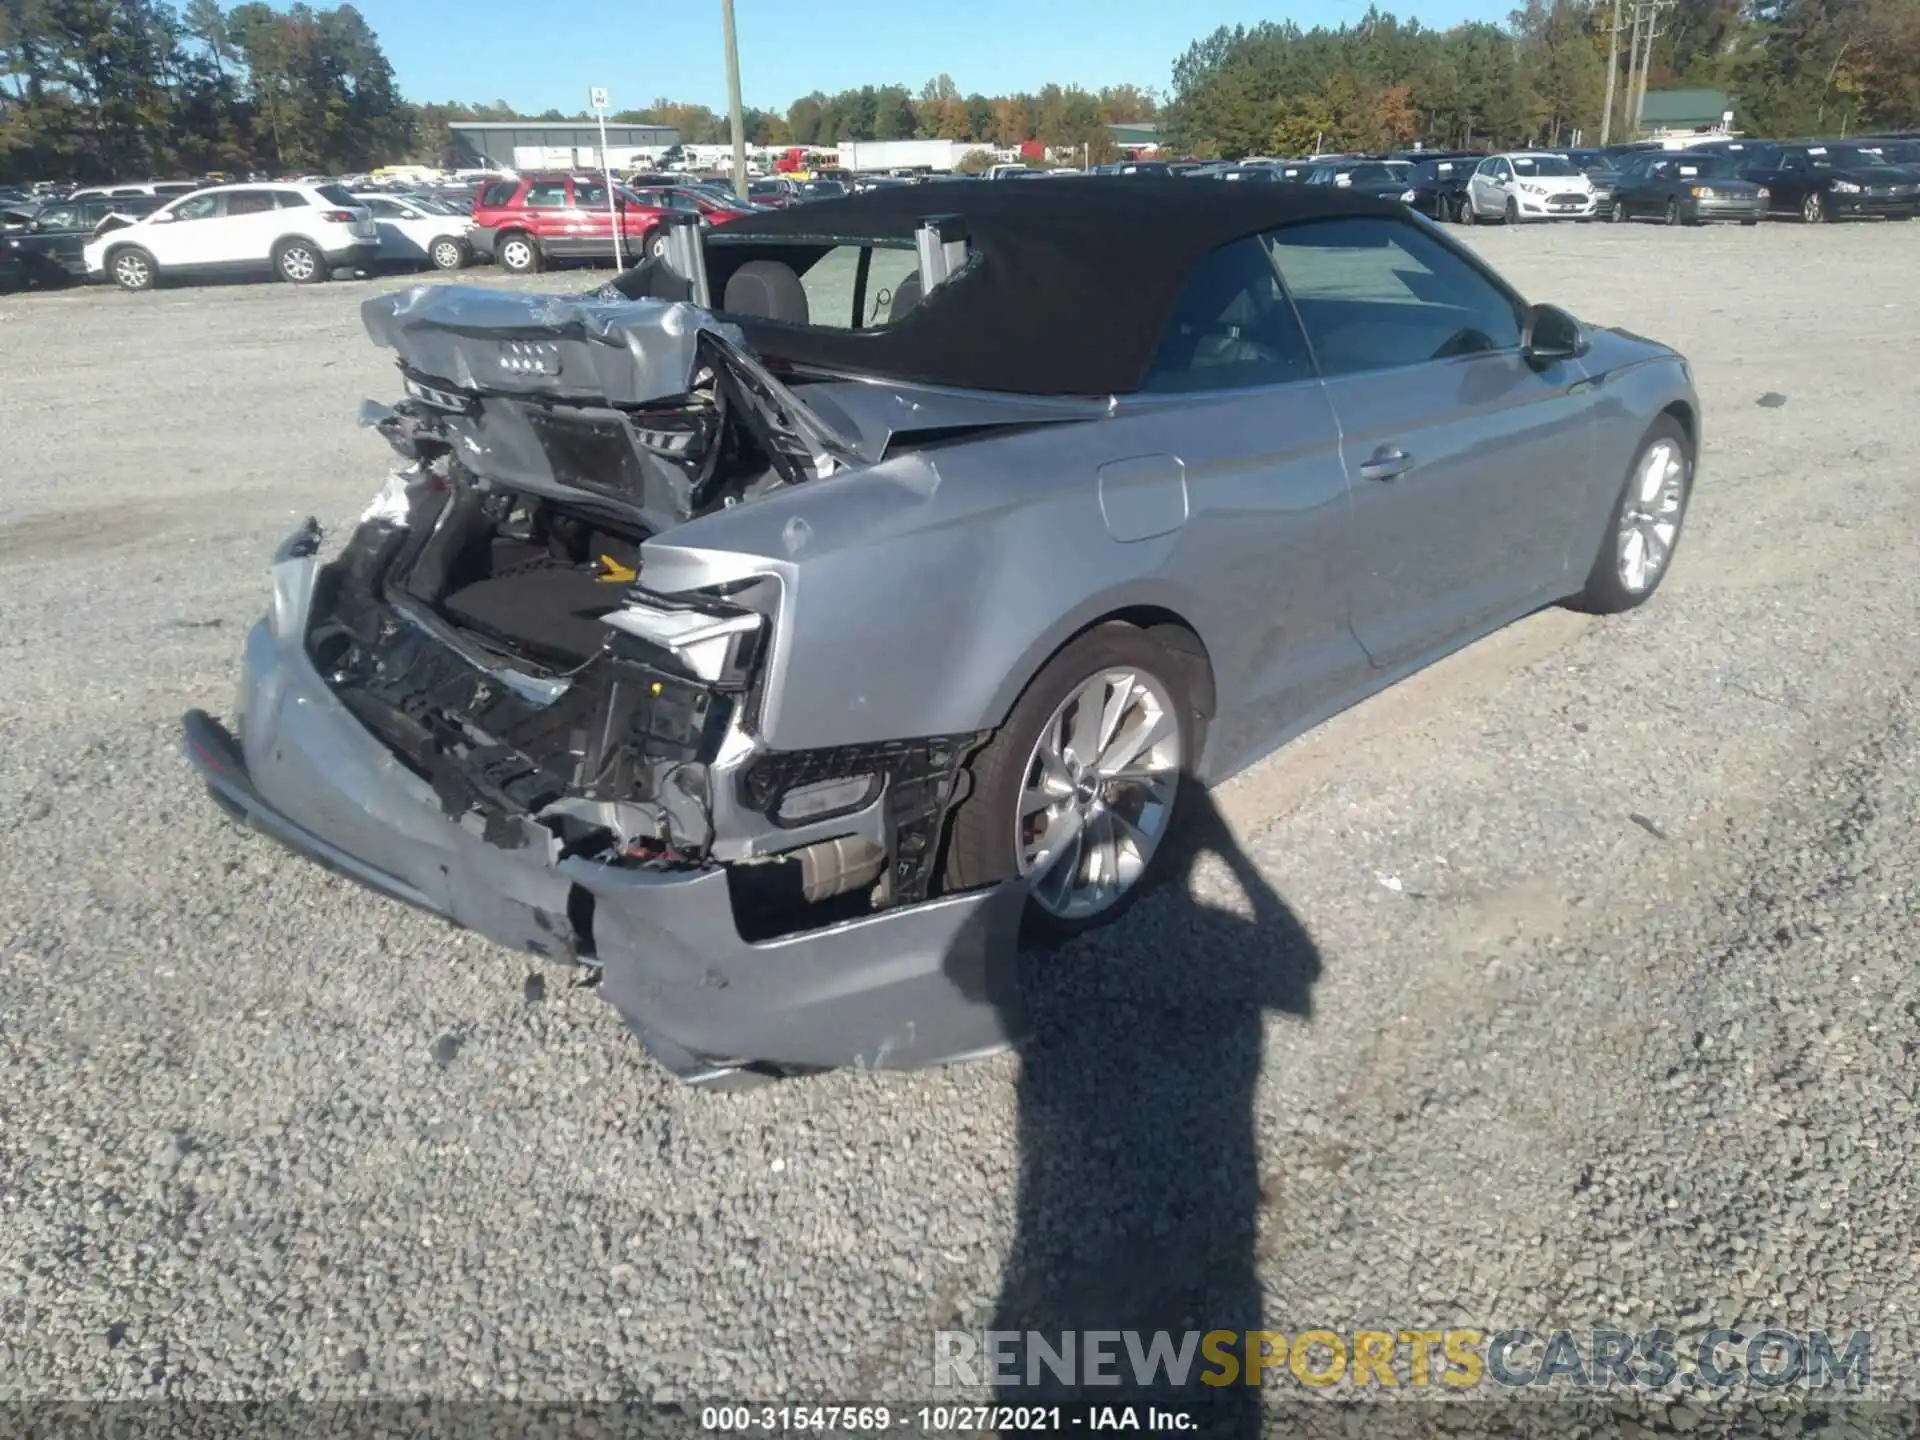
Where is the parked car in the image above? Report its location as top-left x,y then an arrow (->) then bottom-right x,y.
184,180 -> 1700,1088
69,180 -> 203,201
1690,141 -> 1919,222
1465,152 -> 1598,222
82,182 -> 377,290
1211,164 -> 1284,183
469,173 -> 657,273
4,193 -> 162,284
1605,151 -> 1766,225
1305,159 -> 1415,199
1400,156 -> 1475,221
1559,148 -> 1623,211
351,191 -> 475,270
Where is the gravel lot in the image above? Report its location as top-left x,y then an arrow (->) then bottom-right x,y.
2,223 -> 1917,1432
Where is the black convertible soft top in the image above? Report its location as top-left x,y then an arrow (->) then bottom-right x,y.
628,179 -> 1408,397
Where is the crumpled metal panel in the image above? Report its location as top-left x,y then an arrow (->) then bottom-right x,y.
361,285 -> 750,408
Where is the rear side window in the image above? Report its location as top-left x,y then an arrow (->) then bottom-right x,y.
315,185 -> 359,207
573,180 -> 608,208
1139,237 -> 1315,393
1265,217 -> 1524,376
224,189 -> 276,216
522,182 -> 568,208
480,181 -> 518,208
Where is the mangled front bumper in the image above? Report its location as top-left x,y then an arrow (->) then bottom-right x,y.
182,542 -> 1025,1085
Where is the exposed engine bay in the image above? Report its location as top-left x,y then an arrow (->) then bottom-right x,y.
303,286 -> 987,945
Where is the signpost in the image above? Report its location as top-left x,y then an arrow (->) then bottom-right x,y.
589,86 -> 624,270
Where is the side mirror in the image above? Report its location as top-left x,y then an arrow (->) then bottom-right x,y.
148,210 -> 175,224
1522,302 -> 1590,367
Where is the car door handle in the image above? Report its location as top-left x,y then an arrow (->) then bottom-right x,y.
1358,446 -> 1415,482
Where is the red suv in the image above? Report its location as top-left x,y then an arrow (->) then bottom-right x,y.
471,174 -> 754,274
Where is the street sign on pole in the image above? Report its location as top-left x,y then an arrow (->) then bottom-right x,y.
589,86 -> 623,270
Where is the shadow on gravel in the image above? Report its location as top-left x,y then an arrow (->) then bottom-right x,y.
977,785 -> 1322,1437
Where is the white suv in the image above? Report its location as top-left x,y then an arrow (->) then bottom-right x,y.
350,192 -> 474,270
83,182 -> 378,291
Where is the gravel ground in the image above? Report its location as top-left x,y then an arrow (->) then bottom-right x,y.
2,223 -> 1917,1434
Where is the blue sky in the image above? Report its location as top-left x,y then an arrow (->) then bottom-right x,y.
354,0 -> 1515,114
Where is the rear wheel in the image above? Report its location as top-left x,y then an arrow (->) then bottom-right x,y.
497,232 -> 541,273
274,239 -> 327,284
1567,415 -> 1694,615
645,228 -> 670,261
429,237 -> 465,270
942,624 -> 1193,938
1802,192 -> 1828,223
108,246 -> 156,292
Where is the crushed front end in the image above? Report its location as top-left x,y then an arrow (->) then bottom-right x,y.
183,284 -> 1024,1086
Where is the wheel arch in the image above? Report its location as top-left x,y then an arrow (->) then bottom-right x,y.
269,232 -> 323,257
982,597 -> 1219,764
1660,398 -> 1698,456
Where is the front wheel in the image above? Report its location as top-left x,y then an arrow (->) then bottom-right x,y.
1802,193 -> 1828,223
108,246 -> 157,291
1566,415 -> 1694,615
429,237 -> 465,270
645,228 -> 669,261
1665,198 -> 1681,227
1504,197 -> 1519,225
942,624 -> 1193,937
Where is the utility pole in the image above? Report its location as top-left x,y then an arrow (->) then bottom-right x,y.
1630,1 -> 1672,140
720,0 -> 749,201
1624,3 -> 1648,139
1600,0 -> 1625,146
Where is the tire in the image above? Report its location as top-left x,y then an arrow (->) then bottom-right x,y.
1664,198 -> 1681,227
1741,219 -> 1759,227
1504,196 -> 1519,225
1610,200 -> 1626,224
496,232 -> 541,273
1566,414 -> 1694,616
274,239 -> 327,284
429,237 -> 465,270
1802,193 -> 1827,224
645,228 -> 669,261
941,622 -> 1195,938
107,246 -> 156,292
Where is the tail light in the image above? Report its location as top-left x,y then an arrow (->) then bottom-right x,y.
320,209 -> 357,222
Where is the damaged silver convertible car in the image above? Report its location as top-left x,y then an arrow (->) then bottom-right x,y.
184,182 -> 1701,1086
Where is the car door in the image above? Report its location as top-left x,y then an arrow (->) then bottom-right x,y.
216,188 -> 283,265
1266,214 -> 1597,669
517,178 -> 572,253
141,191 -> 224,266
1767,150 -> 1812,213
1469,158 -> 1507,216
362,196 -> 425,260
568,177 -> 618,261
1113,236 -> 1366,770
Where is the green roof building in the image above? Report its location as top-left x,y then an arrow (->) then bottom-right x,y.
1637,88 -> 1736,138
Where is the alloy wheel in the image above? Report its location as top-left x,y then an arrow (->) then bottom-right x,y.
501,238 -> 534,270
281,245 -> 317,281
1803,193 -> 1826,223
1016,667 -> 1181,921
113,252 -> 151,289
431,240 -> 462,269
1611,200 -> 1626,223
1617,439 -> 1687,594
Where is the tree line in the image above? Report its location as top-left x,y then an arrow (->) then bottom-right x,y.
1166,0 -> 1920,157
4,0 -> 1917,184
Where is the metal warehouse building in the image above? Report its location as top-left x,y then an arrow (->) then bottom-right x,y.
449,121 -> 682,172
